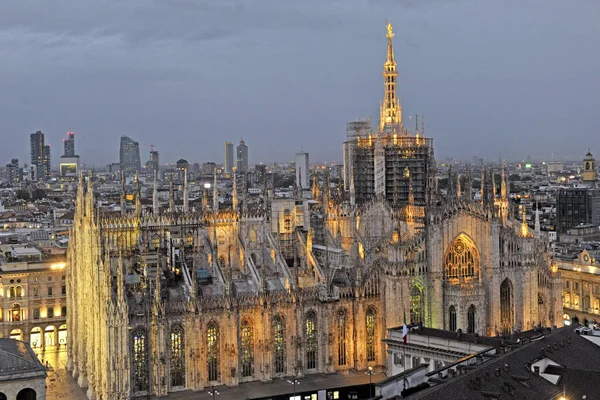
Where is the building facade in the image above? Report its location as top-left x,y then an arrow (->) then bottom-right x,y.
237,140 -> 249,173
295,152 -> 309,190
120,135 -> 142,175
0,246 -> 68,351
224,142 -> 234,174
30,130 -> 51,181
66,23 -> 562,399
60,131 -> 81,178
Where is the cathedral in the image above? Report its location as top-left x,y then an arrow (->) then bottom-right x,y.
66,23 -> 563,399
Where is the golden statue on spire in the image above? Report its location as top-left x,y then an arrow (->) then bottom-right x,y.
386,21 -> 394,38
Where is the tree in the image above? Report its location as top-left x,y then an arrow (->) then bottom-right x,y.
16,189 -> 30,201
31,188 -> 46,200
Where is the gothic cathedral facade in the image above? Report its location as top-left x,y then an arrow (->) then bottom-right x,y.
66,23 -> 562,399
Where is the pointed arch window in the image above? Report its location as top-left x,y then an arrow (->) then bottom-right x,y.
207,321 -> 220,382
337,309 -> 347,366
467,305 -> 476,334
305,310 -> 318,370
410,286 -> 424,325
240,319 -> 254,378
500,279 -> 514,335
366,307 -> 376,362
449,306 -> 457,332
273,315 -> 286,374
170,325 -> 185,387
445,235 -> 480,281
132,328 -> 149,392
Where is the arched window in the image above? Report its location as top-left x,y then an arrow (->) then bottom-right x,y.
449,306 -> 457,332
410,286 -> 423,324
467,305 -> 476,334
305,310 -> 318,370
0,391 -> 7,400
16,388 -> 36,400
240,319 -> 254,378
11,304 -> 21,322
207,321 -> 220,382
337,309 -> 347,366
366,307 -> 376,362
249,229 -> 257,243
445,235 -> 480,281
132,328 -> 149,392
15,286 -> 23,298
170,325 -> 185,387
500,279 -> 514,335
273,315 -> 286,374
8,286 -> 15,298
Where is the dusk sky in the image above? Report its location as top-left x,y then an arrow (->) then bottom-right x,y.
2,0 -> 599,167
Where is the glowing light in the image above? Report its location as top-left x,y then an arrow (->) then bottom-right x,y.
204,183 -> 211,189
50,262 -> 67,270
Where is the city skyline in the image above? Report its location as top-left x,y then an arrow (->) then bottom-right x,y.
1,0 -> 599,166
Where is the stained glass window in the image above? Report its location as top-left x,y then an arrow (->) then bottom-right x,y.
305,310 -> 317,370
500,279 -> 513,335
449,306 -> 457,331
410,286 -> 423,324
240,319 -> 254,377
207,321 -> 220,382
170,325 -> 185,387
273,315 -> 286,374
366,307 -> 376,362
445,236 -> 479,280
337,309 -> 347,366
467,305 -> 476,334
132,328 -> 149,392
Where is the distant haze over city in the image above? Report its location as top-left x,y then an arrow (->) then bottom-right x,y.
1,0 -> 599,166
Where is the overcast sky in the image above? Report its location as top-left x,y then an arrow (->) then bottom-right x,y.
2,0 -> 599,167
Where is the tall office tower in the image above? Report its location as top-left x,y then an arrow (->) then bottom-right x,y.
60,132 -> 80,177
236,139 -> 249,173
120,135 -> 142,175
295,151 -> 309,189
64,131 -> 75,156
350,23 -> 436,205
224,142 -> 234,174
6,158 -> 20,184
30,131 -> 51,180
149,150 -> 159,174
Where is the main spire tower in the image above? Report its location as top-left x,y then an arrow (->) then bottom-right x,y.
379,21 -> 402,133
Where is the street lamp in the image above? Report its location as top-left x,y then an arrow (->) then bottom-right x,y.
366,366 -> 375,398
287,378 -> 300,397
208,386 -> 219,399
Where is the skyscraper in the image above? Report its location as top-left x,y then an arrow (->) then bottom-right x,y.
60,132 -> 80,177
236,139 -> 248,173
224,142 -> 234,174
295,151 -> 309,189
120,135 -> 141,175
30,130 -> 51,180
6,158 -> 20,184
64,131 -> 75,156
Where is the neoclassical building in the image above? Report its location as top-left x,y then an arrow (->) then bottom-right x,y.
66,23 -> 562,399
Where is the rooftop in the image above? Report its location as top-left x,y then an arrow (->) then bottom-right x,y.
0,339 -> 46,381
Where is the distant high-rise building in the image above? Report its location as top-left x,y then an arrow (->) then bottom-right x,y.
202,162 -> 217,176
60,131 -> 80,177
295,152 -> 309,189
64,131 -> 75,157
557,151 -> 600,234
236,139 -> 248,173
254,164 -> 267,184
120,135 -> 141,175
6,158 -> 20,184
30,131 -> 51,180
224,142 -> 234,174
146,150 -> 159,174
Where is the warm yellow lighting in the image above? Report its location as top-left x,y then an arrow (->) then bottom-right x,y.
51,262 -> 67,270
